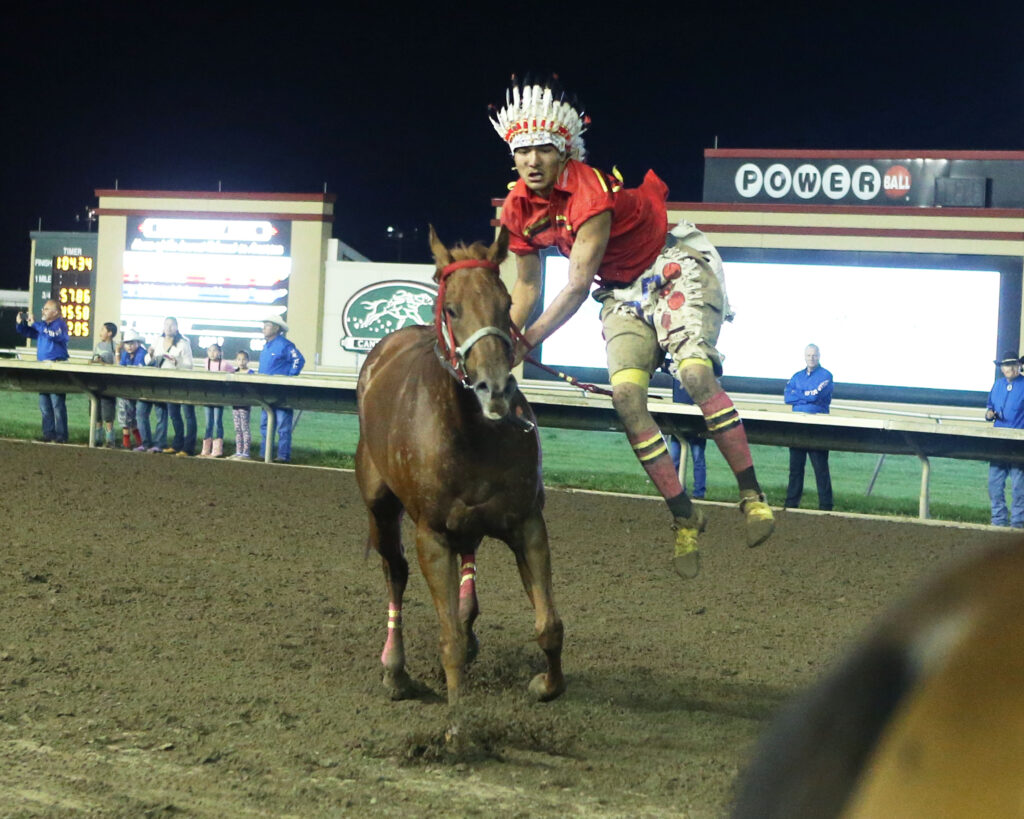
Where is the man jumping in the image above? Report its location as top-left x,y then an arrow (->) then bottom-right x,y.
491,76 -> 774,578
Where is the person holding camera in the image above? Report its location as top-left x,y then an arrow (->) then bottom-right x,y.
986,350 -> 1024,527
16,300 -> 70,443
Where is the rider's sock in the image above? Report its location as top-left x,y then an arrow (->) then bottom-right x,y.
628,427 -> 688,509
699,391 -> 761,493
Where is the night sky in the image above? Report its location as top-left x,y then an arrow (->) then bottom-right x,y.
2,3 -> 1021,291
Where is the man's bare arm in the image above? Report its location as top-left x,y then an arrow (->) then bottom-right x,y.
521,210 -> 611,350
510,252 -> 542,330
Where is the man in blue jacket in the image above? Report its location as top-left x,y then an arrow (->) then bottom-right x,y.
784,344 -> 834,510
985,350 -> 1024,527
258,315 -> 305,463
16,299 -> 70,443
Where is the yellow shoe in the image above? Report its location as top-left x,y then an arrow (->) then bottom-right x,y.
740,494 -> 775,547
672,506 -> 706,579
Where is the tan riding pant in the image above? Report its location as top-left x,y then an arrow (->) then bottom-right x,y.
598,240 -> 726,381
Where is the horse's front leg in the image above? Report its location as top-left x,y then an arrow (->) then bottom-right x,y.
509,510 -> 566,702
415,524 -> 466,705
373,512 -> 414,699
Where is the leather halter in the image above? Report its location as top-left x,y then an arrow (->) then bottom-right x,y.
434,257 -> 513,387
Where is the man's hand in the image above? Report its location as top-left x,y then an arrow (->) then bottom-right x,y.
986,408 -> 997,421
512,336 -> 533,368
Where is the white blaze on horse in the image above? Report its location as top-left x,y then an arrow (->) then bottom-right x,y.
733,538 -> 1024,818
355,225 -> 565,705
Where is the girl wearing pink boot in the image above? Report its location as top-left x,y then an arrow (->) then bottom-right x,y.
199,343 -> 233,457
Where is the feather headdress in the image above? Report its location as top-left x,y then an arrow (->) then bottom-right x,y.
489,75 -> 589,161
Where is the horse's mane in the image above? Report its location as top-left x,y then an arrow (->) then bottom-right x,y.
447,241 -> 490,261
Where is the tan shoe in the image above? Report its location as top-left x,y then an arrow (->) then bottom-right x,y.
671,505 -> 706,579
740,494 -> 775,547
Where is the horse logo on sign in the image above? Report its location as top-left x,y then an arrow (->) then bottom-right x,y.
341,280 -> 438,352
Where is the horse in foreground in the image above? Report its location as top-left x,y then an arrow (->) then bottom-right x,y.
355,225 -> 565,705
733,538 -> 1024,818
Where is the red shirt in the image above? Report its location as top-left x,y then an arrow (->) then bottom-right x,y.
500,160 -> 669,285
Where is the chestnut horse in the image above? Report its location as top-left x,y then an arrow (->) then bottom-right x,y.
733,537 -> 1024,818
355,226 -> 565,705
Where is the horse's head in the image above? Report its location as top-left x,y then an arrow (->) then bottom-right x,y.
429,225 -> 517,420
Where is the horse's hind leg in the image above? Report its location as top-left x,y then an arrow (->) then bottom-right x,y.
509,511 -> 566,702
415,524 -> 466,705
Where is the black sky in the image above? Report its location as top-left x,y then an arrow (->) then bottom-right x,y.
1,2 -> 1021,290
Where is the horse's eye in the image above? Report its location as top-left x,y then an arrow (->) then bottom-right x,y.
445,306 -> 458,319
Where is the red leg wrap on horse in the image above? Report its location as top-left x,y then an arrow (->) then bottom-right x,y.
699,391 -> 754,475
381,605 -> 402,665
628,427 -> 685,502
459,554 -> 477,603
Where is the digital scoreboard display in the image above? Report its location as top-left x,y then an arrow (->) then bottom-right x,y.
52,256 -> 95,338
120,216 -> 292,357
28,232 -> 97,352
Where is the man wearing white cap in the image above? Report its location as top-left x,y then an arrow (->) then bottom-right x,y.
258,315 -> 305,463
491,76 -> 773,578
985,350 -> 1024,527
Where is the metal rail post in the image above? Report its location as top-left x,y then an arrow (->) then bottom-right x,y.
918,455 -> 931,519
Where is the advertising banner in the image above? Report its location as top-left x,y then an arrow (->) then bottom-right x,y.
320,261 -> 437,371
702,152 -> 1024,208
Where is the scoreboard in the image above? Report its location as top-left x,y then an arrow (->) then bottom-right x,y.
53,256 -> 94,339
29,232 -> 97,351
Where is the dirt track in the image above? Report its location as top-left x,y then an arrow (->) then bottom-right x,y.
0,438 -> 1007,817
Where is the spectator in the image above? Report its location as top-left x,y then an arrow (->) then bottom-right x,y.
16,299 -> 70,443
258,316 -> 304,463
199,343 -> 233,458
668,436 -> 707,500
118,328 -> 148,450
147,316 -> 195,456
985,350 -> 1024,528
90,321 -> 118,447
784,344 -> 834,511
668,379 -> 707,499
230,350 -> 254,460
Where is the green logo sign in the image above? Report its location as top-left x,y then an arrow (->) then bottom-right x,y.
341,280 -> 437,352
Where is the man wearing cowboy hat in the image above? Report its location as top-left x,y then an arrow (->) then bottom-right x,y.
490,76 -> 773,578
258,315 -> 305,463
985,350 -> 1024,528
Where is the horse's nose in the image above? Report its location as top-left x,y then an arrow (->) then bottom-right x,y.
473,373 -> 510,401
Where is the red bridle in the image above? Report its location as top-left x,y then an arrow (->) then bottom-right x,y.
434,258 -> 513,386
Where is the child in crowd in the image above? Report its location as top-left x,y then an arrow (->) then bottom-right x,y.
200,343 -> 234,457
230,349 -> 254,459
90,322 -> 118,447
118,328 -> 148,450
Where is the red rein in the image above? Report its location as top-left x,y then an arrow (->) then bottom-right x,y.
434,257 -> 613,398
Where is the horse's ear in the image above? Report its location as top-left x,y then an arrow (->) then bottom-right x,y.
487,225 -> 510,266
427,224 -> 452,277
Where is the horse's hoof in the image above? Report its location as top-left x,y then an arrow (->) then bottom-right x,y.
465,631 -> 480,665
383,668 -> 415,700
528,672 -> 566,702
